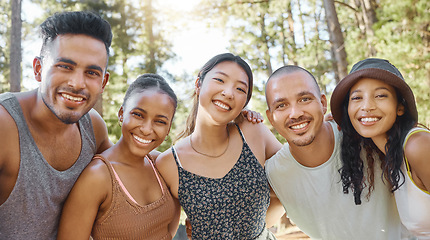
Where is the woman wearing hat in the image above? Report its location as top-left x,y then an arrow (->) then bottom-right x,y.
330,58 -> 430,238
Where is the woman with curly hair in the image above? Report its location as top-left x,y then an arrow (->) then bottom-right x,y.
330,58 -> 430,239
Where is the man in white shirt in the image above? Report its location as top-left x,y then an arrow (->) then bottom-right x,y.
264,65 -> 405,240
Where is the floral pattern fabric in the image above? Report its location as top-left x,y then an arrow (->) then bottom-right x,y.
172,124 -> 270,239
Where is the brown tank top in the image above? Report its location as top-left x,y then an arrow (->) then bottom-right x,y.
91,155 -> 175,240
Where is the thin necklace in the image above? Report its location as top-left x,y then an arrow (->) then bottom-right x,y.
189,129 -> 230,158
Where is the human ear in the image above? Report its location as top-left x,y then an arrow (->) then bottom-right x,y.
320,94 -> 328,114
101,72 -> 110,92
397,104 -> 405,116
118,106 -> 124,123
33,57 -> 43,82
266,109 -> 275,127
195,77 -> 201,95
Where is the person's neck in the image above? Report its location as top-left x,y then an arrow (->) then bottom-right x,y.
371,135 -> 388,155
289,121 -> 335,168
23,89 -> 77,134
103,140 -> 149,167
192,120 -> 230,146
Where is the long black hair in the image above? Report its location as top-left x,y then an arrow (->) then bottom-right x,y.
339,90 -> 416,205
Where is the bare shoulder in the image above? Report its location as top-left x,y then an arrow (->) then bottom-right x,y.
79,157 -> 111,185
155,142 -> 182,196
0,104 -> 19,166
156,137 -> 189,166
0,104 -> 18,133
238,120 -> 268,137
238,120 -> 278,144
88,108 -> 107,132
60,156 -> 112,228
69,156 -> 112,205
404,130 -> 430,166
88,109 -> 112,153
404,130 -> 430,190
156,145 -> 177,171
237,121 -> 282,162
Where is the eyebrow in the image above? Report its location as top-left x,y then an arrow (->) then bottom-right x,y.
56,57 -> 76,66
350,86 -> 390,95
270,91 -> 315,106
271,97 -> 286,107
56,57 -> 104,73
297,90 -> 315,97
214,71 -> 249,88
134,107 -> 170,120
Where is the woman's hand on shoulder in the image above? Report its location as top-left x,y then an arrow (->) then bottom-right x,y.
404,131 -> 430,191
236,109 -> 264,124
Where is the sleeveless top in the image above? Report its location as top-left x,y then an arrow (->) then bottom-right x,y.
0,92 -> 97,240
266,121 -> 404,240
91,155 -> 176,240
395,127 -> 430,239
172,124 -> 270,239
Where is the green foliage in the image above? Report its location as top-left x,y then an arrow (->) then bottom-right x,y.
7,0 -> 430,147
0,0 -> 10,92
195,0 -> 430,128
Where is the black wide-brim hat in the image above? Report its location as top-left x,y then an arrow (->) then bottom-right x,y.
330,58 -> 418,125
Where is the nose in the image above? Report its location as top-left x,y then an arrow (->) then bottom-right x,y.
140,121 -> 154,135
221,87 -> 234,99
361,97 -> 376,112
288,104 -> 304,119
68,72 -> 86,90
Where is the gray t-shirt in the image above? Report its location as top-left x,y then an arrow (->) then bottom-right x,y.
0,92 -> 97,240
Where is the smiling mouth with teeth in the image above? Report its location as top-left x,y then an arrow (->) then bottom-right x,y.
290,122 -> 308,130
359,117 -> 380,123
213,101 -> 230,110
133,134 -> 152,144
62,93 -> 84,102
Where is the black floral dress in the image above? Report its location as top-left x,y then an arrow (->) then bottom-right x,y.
172,124 -> 270,239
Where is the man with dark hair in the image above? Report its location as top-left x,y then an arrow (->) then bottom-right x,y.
0,11 -> 113,239
264,65 -> 405,239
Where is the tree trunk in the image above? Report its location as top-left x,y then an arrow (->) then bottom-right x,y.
351,0 -> 366,35
296,0 -> 307,46
144,0 -> 156,73
10,0 -> 21,92
351,0 -> 377,56
361,0 -> 377,56
285,0 -> 297,65
280,18 -> 287,66
323,0 -> 348,81
260,13 -> 273,76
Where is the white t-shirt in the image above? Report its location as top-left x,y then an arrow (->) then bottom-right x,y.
265,121 -> 404,240
395,127 -> 430,239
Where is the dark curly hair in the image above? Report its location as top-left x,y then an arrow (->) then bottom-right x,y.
338,90 -> 416,205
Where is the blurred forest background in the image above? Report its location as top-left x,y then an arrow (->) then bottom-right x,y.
1,0 -> 429,152
1,0 -> 429,238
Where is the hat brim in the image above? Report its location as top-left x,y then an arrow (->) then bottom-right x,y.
330,68 -> 418,125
